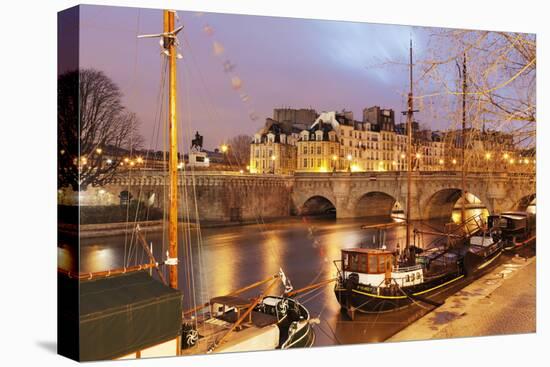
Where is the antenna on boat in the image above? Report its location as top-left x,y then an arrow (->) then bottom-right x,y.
402,37 -> 418,257
138,10 -> 182,290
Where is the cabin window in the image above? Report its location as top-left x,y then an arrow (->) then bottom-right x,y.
378,255 -> 386,273
350,254 -> 359,271
359,255 -> 367,273
368,255 -> 378,273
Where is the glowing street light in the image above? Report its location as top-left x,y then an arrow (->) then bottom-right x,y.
106,159 -> 113,164
136,157 -> 144,164
239,169 -> 244,174
452,159 -> 457,165
221,144 -> 228,153
332,155 -> 338,161
96,148 -> 103,155
439,159 -> 444,165
400,153 -> 406,159
503,153 -> 509,160
415,153 -> 421,159
346,154 -> 352,161
271,155 -> 276,161
124,157 -> 130,163
485,152 -> 491,160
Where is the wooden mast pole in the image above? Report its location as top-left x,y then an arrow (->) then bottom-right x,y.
165,10 -> 179,290
406,39 -> 414,252
461,52 -> 467,224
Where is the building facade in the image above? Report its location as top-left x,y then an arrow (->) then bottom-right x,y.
250,106 -> 533,175
250,118 -> 298,174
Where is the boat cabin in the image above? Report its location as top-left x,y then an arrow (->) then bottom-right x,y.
340,248 -> 424,288
341,248 -> 393,275
488,212 -> 535,233
488,211 -> 535,246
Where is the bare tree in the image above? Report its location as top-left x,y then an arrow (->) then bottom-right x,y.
415,30 -> 535,150
58,69 -> 144,191
226,134 -> 252,168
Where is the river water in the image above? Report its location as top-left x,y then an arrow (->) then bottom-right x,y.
59,208 -> 510,346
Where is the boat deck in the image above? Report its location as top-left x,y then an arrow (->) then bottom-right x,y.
180,311 -> 280,355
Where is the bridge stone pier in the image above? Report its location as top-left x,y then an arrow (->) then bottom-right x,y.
61,171 -> 535,223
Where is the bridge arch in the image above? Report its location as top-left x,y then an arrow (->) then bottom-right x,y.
422,188 -> 489,222
354,191 -> 400,219
299,195 -> 336,217
515,193 -> 536,212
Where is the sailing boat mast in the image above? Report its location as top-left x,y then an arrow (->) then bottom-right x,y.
138,11 -> 184,290
460,52 -> 467,224
405,39 -> 416,251
165,10 -> 179,290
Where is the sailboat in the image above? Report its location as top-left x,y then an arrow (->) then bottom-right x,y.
138,10 -> 315,354
332,41 -> 503,316
59,10 -> 315,361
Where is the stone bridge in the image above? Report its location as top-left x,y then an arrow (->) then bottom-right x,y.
62,171 -> 535,222
292,171 -> 535,221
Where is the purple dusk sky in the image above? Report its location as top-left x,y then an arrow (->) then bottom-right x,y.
77,4 -> 440,151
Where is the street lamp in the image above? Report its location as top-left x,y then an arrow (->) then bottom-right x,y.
485,152 -> 491,160
221,144 -> 228,153
96,148 -> 103,155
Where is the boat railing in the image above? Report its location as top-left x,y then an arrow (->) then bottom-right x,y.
392,264 -> 423,273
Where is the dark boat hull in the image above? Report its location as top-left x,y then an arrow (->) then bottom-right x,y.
463,242 -> 503,275
334,271 -> 464,314
260,296 -> 315,349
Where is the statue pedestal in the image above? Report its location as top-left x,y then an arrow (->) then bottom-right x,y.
188,150 -> 209,168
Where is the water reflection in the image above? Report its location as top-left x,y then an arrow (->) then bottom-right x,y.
69,207 -> 502,345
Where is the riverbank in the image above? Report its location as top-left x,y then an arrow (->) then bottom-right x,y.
387,254 -> 536,342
